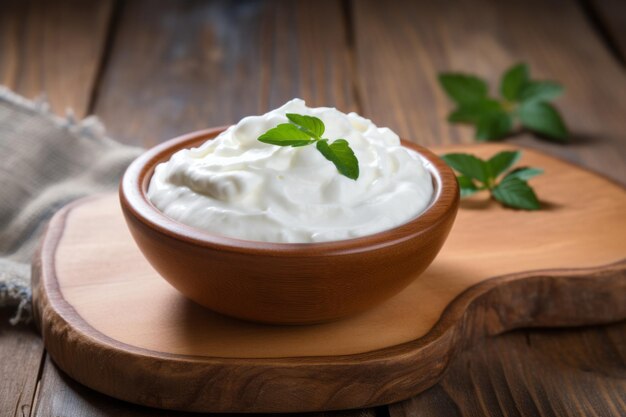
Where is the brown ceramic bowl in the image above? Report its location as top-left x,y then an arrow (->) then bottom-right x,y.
119,127 -> 459,325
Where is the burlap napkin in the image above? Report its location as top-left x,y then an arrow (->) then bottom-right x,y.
0,87 -> 143,324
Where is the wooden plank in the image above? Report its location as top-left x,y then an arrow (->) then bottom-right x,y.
391,321 -> 626,417
93,0 -> 356,147
33,354 -> 378,416
33,356 -> 195,416
588,0 -> 626,62
0,0 -> 114,117
0,1 -> 114,416
0,312 -> 43,417
352,0 -> 626,183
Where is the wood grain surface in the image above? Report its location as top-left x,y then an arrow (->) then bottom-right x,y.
94,0 -> 356,147
30,321 -> 626,417
352,0 -> 626,183
33,349 -> 378,417
0,0 -> 114,117
1,0 -> 625,415
32,143 -> 626,412
390,320 -> 626,417
0,2 -> 114,416
0,312 -> 43,417
589,0 -> 626,63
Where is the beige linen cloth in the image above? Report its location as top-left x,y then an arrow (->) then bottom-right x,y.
0,87 -> 143,324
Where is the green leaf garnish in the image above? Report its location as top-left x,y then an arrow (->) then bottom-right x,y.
258,123 -> 316,147
457,175 -> 479,197
316,139 -> 359,180
504,167 -> 544,181
440,153 -> 491,184
439,62 -> 568,142
518,101 -> 568,141
520,81 -> 563,103
500,63 -> 529,101
487,151 -> 522,178
475,112 -> 513,142
286,113 -> 325,138
448,99 -> 503,124
438,74 -> 488,105
442,150 -> 543,210
492,176 -> 541,210
257,113 -> 359,180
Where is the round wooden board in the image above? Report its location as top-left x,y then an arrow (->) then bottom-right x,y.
33,144 -> 626,413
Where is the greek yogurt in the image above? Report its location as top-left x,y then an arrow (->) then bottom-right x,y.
147,99 -> 434,243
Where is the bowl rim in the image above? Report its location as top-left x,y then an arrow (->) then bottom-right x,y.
119,127 -> 459,256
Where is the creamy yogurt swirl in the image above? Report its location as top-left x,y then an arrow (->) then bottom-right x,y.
148,99 -> 434,243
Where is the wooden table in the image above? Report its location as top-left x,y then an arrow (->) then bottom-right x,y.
1,0 -> 625,416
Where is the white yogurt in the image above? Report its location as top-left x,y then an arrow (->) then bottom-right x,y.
147,99 -> 434,243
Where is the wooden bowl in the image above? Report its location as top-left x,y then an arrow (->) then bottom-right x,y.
119,127 -> 459,324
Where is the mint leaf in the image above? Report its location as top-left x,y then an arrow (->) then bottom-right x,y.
458,175 -> 479,197
258,123 -> 316,146
504,167 -> 544,181
441,153 -> 490,184
520,81 -> 563,103
501,63 -> 529,101
443,150 -> 544,211
475,112 -> 513,141
487,150 -> 522,178
316,139 -> 359,180
448,99 -> 503,124
492,176 -> 541,210
258,113 -> 360,180
286,113 -> 324,138
438,74 -> 488,105
440,63 -> 568,144
519,101 -> 568,141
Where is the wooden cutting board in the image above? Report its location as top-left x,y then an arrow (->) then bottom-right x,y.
33,143 -> 626,413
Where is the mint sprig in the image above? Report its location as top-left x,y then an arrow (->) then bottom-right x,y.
439,63 -> 568,142
442,150 -> 543,210
258,113 -> 359,180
